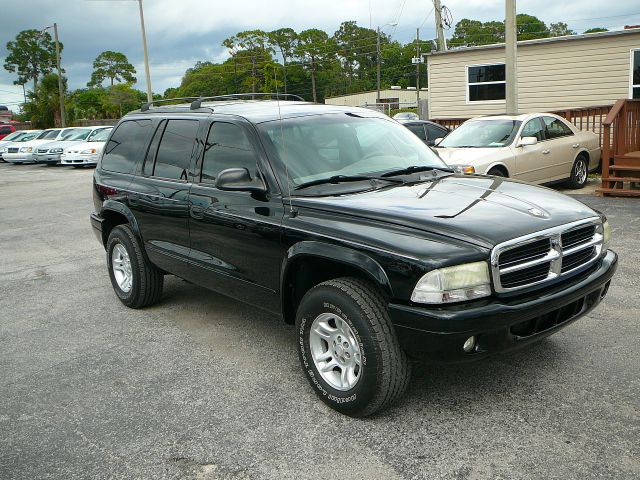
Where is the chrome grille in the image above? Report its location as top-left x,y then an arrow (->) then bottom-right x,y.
37,148 -> 48,154
491,218 -> 603,293
8,147 -> 18,153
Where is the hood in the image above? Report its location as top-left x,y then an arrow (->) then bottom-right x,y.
64,140 -> 106,153
435,147 -> 511,166
293,175 -> 598,248
20,138 -> 60,148
38,140 -> 81,150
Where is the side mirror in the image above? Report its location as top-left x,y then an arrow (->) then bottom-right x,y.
518,136 -> 538,147
434,137 -> 443,146
214,168 -> 266,193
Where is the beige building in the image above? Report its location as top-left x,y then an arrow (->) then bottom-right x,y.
426,28 -> 640,119
325,88 -> 428,108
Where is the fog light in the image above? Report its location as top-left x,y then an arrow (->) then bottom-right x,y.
463,336 -> 476,353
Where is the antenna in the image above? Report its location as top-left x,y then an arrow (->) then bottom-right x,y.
273,68 -> 293,215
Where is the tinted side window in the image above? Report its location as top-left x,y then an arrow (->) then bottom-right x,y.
142,120 -> 167,176
201,122 -> 257,184
0,126 -> 12,134
152,120 -> 199,180
101,119 -> 153,174
407,124 -> 426,140
425,124 -> 448,140
543,117 -> 573,139
521,118 -> 545,141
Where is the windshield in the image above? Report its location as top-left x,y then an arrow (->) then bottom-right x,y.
2,131 -> 27,141
39,130 -> 60,140
19,132 -> 41,142
438,119 -> 521,148
61,128 -> 91,140
88,128 -> 112,142
258,114 -> 446,187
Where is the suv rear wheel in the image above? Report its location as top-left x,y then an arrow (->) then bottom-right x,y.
295,277 -> 410,416
106,225 -> 163,308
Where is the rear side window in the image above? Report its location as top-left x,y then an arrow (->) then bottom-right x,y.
149,119 -> 199,181
543,116 -> 573,139
426,124 -> 448,140
407,124 -> 426,140
201,122 -> 257,184
0,126 -> 12,134
101,119 -> 153,174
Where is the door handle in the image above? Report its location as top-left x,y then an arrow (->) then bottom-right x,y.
190,205 -> 205,219
572,143 -> 580,148
542,149 -> 550,155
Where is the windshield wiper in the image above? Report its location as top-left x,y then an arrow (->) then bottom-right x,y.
294,174 -> 403,190
381,165 -> 454,177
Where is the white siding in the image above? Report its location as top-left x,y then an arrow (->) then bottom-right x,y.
427,31 -> 640,118
325,89 -> 427,107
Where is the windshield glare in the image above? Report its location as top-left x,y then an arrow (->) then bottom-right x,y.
39,130 -> 60,140
259,114 -> 446,186
89,128 -> 112,142
62,128 -> 91,141
438,119 -> 520,148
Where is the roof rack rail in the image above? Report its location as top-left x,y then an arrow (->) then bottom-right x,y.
190,92 -> 305,110
140,97 -> 200,112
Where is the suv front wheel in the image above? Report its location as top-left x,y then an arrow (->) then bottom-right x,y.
106,224 -> 164,308
295,277 -> 410,416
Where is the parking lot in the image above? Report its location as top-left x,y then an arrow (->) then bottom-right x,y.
0,163 -> 638,480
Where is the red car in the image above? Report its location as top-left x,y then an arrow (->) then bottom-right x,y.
0,124 -> 16,140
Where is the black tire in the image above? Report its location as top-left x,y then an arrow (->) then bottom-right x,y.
106,224 -> 163,308
295,277 -> 410,417
487,167 -> 507,177
568,155 -> 589,189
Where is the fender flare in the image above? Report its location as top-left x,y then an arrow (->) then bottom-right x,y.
101,199 -> 142,243
281,240 -> 394,304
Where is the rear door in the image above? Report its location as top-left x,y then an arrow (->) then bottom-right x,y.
187,118 -> 285,313
127,117 -> 201,276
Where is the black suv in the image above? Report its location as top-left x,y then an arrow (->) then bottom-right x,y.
91,94 -> 617,416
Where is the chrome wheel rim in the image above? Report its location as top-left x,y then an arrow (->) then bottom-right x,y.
575,160 -> 587,184
309,313 -> 362,391
112,244 -> 132,293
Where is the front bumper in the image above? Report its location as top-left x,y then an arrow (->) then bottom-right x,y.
35,153 -> 62,164
61,153 -> 99,165
389,250 -> 617,362
3,152 -> 35,163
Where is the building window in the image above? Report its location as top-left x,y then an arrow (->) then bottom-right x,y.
467,64 -> 506,102
632,49 -> 640,99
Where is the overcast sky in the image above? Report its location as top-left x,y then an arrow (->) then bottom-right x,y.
1,0 -> 639,108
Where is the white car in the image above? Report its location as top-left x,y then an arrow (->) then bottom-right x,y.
0,130 -> 42,160
2,128 -> 76,164
433,113 -> 601,188
60,127 -> 112,167
35,126 -> 112,165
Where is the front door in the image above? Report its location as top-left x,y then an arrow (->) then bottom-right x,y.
514,117 -> 552,183
188,119 -> 285,313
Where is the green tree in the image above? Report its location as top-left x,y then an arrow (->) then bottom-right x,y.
4,29 -> 60,93
88,51 -> 137,87
516,14 -> 550,40
449,14 -> 550,46
268,28 -> 298,93
295,29 -> 336,102
333,21 -> 380,86
549,22 -> 576,37
102,84 -> 145,118
584,27 -> 608,34
223,30 -> 273,93
22,73 -> 67,127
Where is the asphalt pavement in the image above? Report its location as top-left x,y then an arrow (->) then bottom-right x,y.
0,163 -> 638,480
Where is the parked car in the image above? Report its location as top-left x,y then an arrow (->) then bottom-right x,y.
0,123 -> 16,140
3,128 -> 75,164
433,113 -> 601,188
91,97 -> 616,417
397,119 -> 450,146
61,127 -> 113,167
35,126 -> 112,165
392,112 -> 419,121
0,130 -> 42,160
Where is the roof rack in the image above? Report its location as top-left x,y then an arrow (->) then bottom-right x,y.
140,97 -> 200,112
190,93 -> 305,110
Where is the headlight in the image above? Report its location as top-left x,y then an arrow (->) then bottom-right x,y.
20,147 -> 33,153
0,147 -> 5,154
50,148 -> 63,153
450,165 -> 475,174
602,220 -> 611,252
80,148 -> 97,154
411,261 -> 491,304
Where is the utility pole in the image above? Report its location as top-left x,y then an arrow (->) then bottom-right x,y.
433,0 -> 447,52
376,27 -> 381,104
416,28 -> 421,109
505,0 -> 518,115
138,0 -> 153,102
52,23 -> 66,127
